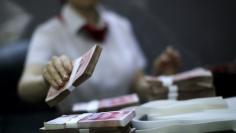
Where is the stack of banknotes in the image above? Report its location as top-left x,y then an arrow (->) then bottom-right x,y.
72,94 -> 139,113
40,110 -> 136,133
145,68 -> 215,100
45,45 -> 102,107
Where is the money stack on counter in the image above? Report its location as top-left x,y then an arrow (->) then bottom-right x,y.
72,94 -> 139,113
145,68 -> 215,100
172,68 -> 215,99
40,110 -> 136,133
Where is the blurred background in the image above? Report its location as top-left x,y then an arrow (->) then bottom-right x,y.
0,0 -> 235,132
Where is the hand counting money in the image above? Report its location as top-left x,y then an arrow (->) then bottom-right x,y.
72,94 -> 139,113
45,45 -> 102,107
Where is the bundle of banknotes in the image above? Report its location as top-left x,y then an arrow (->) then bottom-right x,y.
40,110 -> 136,133
172,68 -> 215,99
144,68 -> 215,100
46,45 -> 102,107
72,94 -> 139,113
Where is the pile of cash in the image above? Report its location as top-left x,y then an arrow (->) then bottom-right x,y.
172,68 -> 215,100
144,68 -> 215,100
72,94 -> 139,113
40,110 -> 136,133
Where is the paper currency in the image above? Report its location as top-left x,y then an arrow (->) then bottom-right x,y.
40,126 -> 135,133
77,110 -> 135,128
45,45 -> 102,107
146,68 -> 213,89
144,68 -> 215,100
44,115 -> 79,130
72,94 -> 139,113
44,110 -> 135,130
173,68 -> 213,84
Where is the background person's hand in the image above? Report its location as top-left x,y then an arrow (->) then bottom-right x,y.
132,73 -> 167,102
153,46 -> 181,76
42,55 -> 73,89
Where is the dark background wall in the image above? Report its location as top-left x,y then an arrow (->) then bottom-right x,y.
5,0 -> 236,71
102,0 -> 236,71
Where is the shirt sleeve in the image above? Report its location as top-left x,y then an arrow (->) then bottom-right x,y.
125,21 -> 147,70
25,28 -> 54,67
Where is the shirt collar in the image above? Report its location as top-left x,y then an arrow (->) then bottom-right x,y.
61,4 -> 106,34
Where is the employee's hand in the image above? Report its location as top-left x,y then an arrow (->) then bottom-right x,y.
42,55 -> 73,89
153,46 -> 181,76
132,73 -> 167,102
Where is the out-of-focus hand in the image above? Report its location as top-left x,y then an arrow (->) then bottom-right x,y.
132,74 -> 167,102
153,46 -> 181,76
145,76 -> 168,101
42,55 -> 73,89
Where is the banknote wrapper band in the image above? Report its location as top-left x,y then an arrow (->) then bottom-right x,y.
158,76 -> 178,100
87,100 -> 99,112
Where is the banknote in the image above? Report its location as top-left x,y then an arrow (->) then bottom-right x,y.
44,110 -> 135,130
45,45 -> 102,107
72,94 -> 139,113
78,110 -> 135,128
144,68 -> 215,100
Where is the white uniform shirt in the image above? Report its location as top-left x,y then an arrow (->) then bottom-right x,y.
25,4 -> 146,107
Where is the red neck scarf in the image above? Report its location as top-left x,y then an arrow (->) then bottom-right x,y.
57,15 -> 108,42
81,23 -> 108,42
